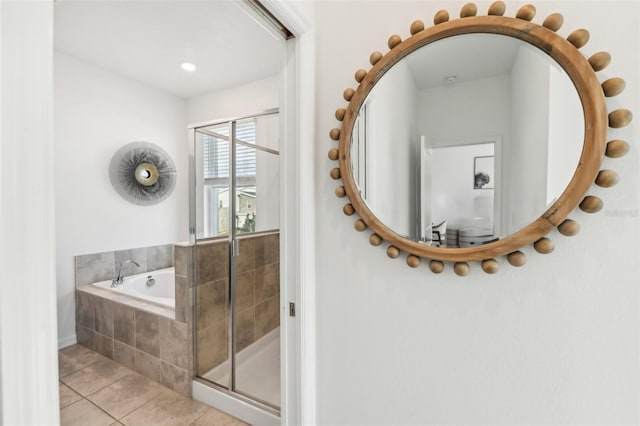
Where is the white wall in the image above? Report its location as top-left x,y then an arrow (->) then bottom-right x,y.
431,143 -> 495,229
366,60 -> 419,238
54,52 -> 189,346
1,1 -> 60,423
508,45 -> 551,234
187,76 -> 279,125
314,1 -> 639,424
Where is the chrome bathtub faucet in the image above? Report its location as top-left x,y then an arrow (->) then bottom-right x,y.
111,259 -> 141,287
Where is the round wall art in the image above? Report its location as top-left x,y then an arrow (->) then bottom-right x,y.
109,141 -> 177,206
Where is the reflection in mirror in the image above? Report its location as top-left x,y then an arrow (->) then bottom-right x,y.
351,34 -> 584,247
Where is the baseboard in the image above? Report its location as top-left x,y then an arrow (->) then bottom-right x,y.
58,334 -> 77,349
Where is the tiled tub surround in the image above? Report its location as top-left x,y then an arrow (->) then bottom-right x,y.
75,243 -> 193,397
75,244 -> 174,287
195,232 -> 280,376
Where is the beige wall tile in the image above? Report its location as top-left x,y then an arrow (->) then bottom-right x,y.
174,244 -> 193,281
113,303 -> 135,346
159,317 -> 189,369
114,341 -> 135,370
95,297 -> 114,337
147,244 -> 174,271
197,321 -> 228,375
255,295 -> 279,340
254,263 -> 279,304
235,307 -> 255,352
196,278 -> 227,331
174,274 -> 189,324
160,361 -> 191,397
134,350 -> 161,383
235,270 -> 254,311
135,309 -> 159,357
76,291 -> 95,329
75,252 -> 115,287
197,241 -> 228,285
94,332 -> 114,360
254,234 -> 279,267
76,326 -> 95,351
236,237 -> 255,273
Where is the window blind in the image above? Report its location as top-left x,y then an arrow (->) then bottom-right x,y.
203,121 -> 256,179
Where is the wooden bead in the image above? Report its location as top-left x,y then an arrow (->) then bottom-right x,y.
534,237 -> 554,254
558,219 -> 580,236
595,169 -> 619,188
460,3 -> 477,18
328,148 -> 339,161
330,167 -> 341,180
354,219 -> 367,232
406,255 -> 421,268
354,69 -> 367,83
388,35 -> 402,50
609,109 -> 633,128
602,78 -> 626,97
370,51 -> 383,66
335,108 -> 346,121
453,262 -> 470,277
434,10 -> 449,25
515,4 -> 536,21
488,1 -> 506,16
605,140 -> 630,158
542,13 -> 563,32
579,195 -> 603,213
335,186 -> 347,198
588,51 -> 611,72
329,128 -> 340,140
507,251 -> 526,267
386,245 -> 400,259
410,20 -> 424,35
369,233 -> 382,246
343,88 -> 355,102
429,260 -> 445,274
481,259 -> 499,274
343,203 -> 355,216
567,29 -> 590,49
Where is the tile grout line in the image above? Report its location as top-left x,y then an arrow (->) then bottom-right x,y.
84,397 -> 119,424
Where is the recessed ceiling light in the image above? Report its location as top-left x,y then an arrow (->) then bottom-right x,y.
181,62 -> 196,72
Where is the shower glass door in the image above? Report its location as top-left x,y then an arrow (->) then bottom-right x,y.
193,111 -> 281,412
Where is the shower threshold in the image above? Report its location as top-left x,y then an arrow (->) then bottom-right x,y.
201,327 -> 280,408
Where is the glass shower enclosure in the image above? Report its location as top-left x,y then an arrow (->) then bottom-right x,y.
190,110 -> 281,413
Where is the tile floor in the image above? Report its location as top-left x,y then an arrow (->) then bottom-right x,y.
59,344 -> 249,426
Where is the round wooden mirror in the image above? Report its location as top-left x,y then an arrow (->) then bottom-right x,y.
328,2 -> 632,275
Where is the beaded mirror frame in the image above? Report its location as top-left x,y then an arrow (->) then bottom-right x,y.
328,2 -> 632,275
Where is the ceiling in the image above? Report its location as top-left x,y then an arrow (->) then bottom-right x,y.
405,33 -> 522,89
54,1 -> 283,99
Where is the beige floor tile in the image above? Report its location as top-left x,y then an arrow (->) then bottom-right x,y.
60,399 -> 116,426
61,358 -> 133,396
59,382 -> 83,408
59,344 -> 106,378
190,407 -> 250,426
120,391 -> 208,426
87,372 -> 170,420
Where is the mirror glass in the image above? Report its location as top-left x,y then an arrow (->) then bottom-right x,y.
351,33 -> 584,248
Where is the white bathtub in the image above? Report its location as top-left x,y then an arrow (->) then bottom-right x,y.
93,267 -> 175,309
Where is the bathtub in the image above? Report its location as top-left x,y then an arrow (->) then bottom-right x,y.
93,267 -> 175,309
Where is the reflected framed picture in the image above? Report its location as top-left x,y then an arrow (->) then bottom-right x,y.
474,156 -> 494,189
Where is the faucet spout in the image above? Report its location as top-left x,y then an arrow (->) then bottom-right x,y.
112,259 -> 141,287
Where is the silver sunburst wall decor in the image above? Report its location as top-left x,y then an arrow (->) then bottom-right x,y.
109,141 -> 177,206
